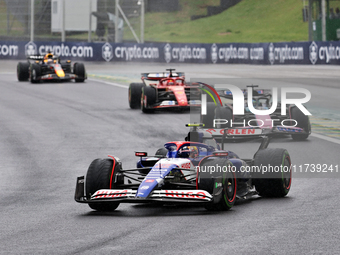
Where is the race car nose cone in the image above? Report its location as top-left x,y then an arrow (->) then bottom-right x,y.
178,100 -> 188,106
135,196 -> 147,199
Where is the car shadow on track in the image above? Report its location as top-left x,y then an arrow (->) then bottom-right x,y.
77,196 -> 292,217
129,109 -> 192,115
79,203 -> 233,217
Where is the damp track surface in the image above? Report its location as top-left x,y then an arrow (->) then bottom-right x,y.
0,61 -> 339,255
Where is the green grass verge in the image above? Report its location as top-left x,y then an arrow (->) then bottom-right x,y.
124,0 -> 308,43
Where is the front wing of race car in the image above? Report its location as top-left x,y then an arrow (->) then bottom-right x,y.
38,73 -> 77,81
152,86 -> 201,109
153,99 -> 201,109
75,176 -> 220,204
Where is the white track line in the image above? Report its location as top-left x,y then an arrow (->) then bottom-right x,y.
310,133 -> 340,145
89,78 -> 128,89
0,72 -> 15,74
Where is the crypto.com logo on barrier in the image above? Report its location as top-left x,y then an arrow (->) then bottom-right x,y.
199,83 -> 311,128
25,41 -> 37,56
102,42 -> 113,62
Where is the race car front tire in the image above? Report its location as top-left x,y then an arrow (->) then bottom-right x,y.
253,148 -> 292,197
74,63 -> 86,82
201,102 -> 216,128
141,86 -> 156,113
198,158 -> 237,211
85,158 -> 122,211
129,83 -> 145,109
201,84 -> 216,103
30,64 -> 41,83
215,106 -> 233,128
17,62 -> 29,81
290,106 -> 311,141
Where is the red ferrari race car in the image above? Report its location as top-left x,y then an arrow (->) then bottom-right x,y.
128,69 -> 201,113
17,53 -> 86,83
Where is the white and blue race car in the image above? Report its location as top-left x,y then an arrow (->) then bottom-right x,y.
75,125 -> 292,212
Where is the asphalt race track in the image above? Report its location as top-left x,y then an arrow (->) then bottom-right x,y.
1,60 -> 340,254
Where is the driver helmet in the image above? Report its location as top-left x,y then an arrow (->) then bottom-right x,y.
44,53 -> 53,63
178,146 -> 190,158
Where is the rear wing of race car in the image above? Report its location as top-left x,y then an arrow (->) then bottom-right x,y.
27,55 -> 61,62
141,71 -> 185,81
218,85 -> 272,99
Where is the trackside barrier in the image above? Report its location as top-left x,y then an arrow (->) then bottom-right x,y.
1,40 -> 340,65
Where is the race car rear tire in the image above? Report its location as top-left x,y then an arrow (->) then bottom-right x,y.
201,102 -> 216,128
290,106 -> 311,141
141,86 -> 156,113
215,106 -> 233,128
17,62 -> 29,81
201,84 -> 216,103
253,148 -> 292,197
129,83 -> 145,109
74,63 -> 86,82
85,157 -> 122,211
198,158 -> 237,211
30,64 -> 41,83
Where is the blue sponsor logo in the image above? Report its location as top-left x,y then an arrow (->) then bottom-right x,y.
135,161 -> 177,198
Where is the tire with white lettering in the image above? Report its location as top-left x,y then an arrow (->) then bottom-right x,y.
85,157 -> 122,211
30,64 -> 41,83
215,106 -> 233,128
17,62 -> 29,81
129,83 -> 145,109
201,102 -> 216,128
253,148 -> 291,197
198,158 -> 237,211
290,106 -> 311,140
141,86 -> 156,113
74,63 -> 86,82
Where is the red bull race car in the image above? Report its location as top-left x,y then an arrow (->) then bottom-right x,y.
128,69 -> 201,113
75,124 -> 292,212
17,53 -> 86,83
202,85 -> 311,141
